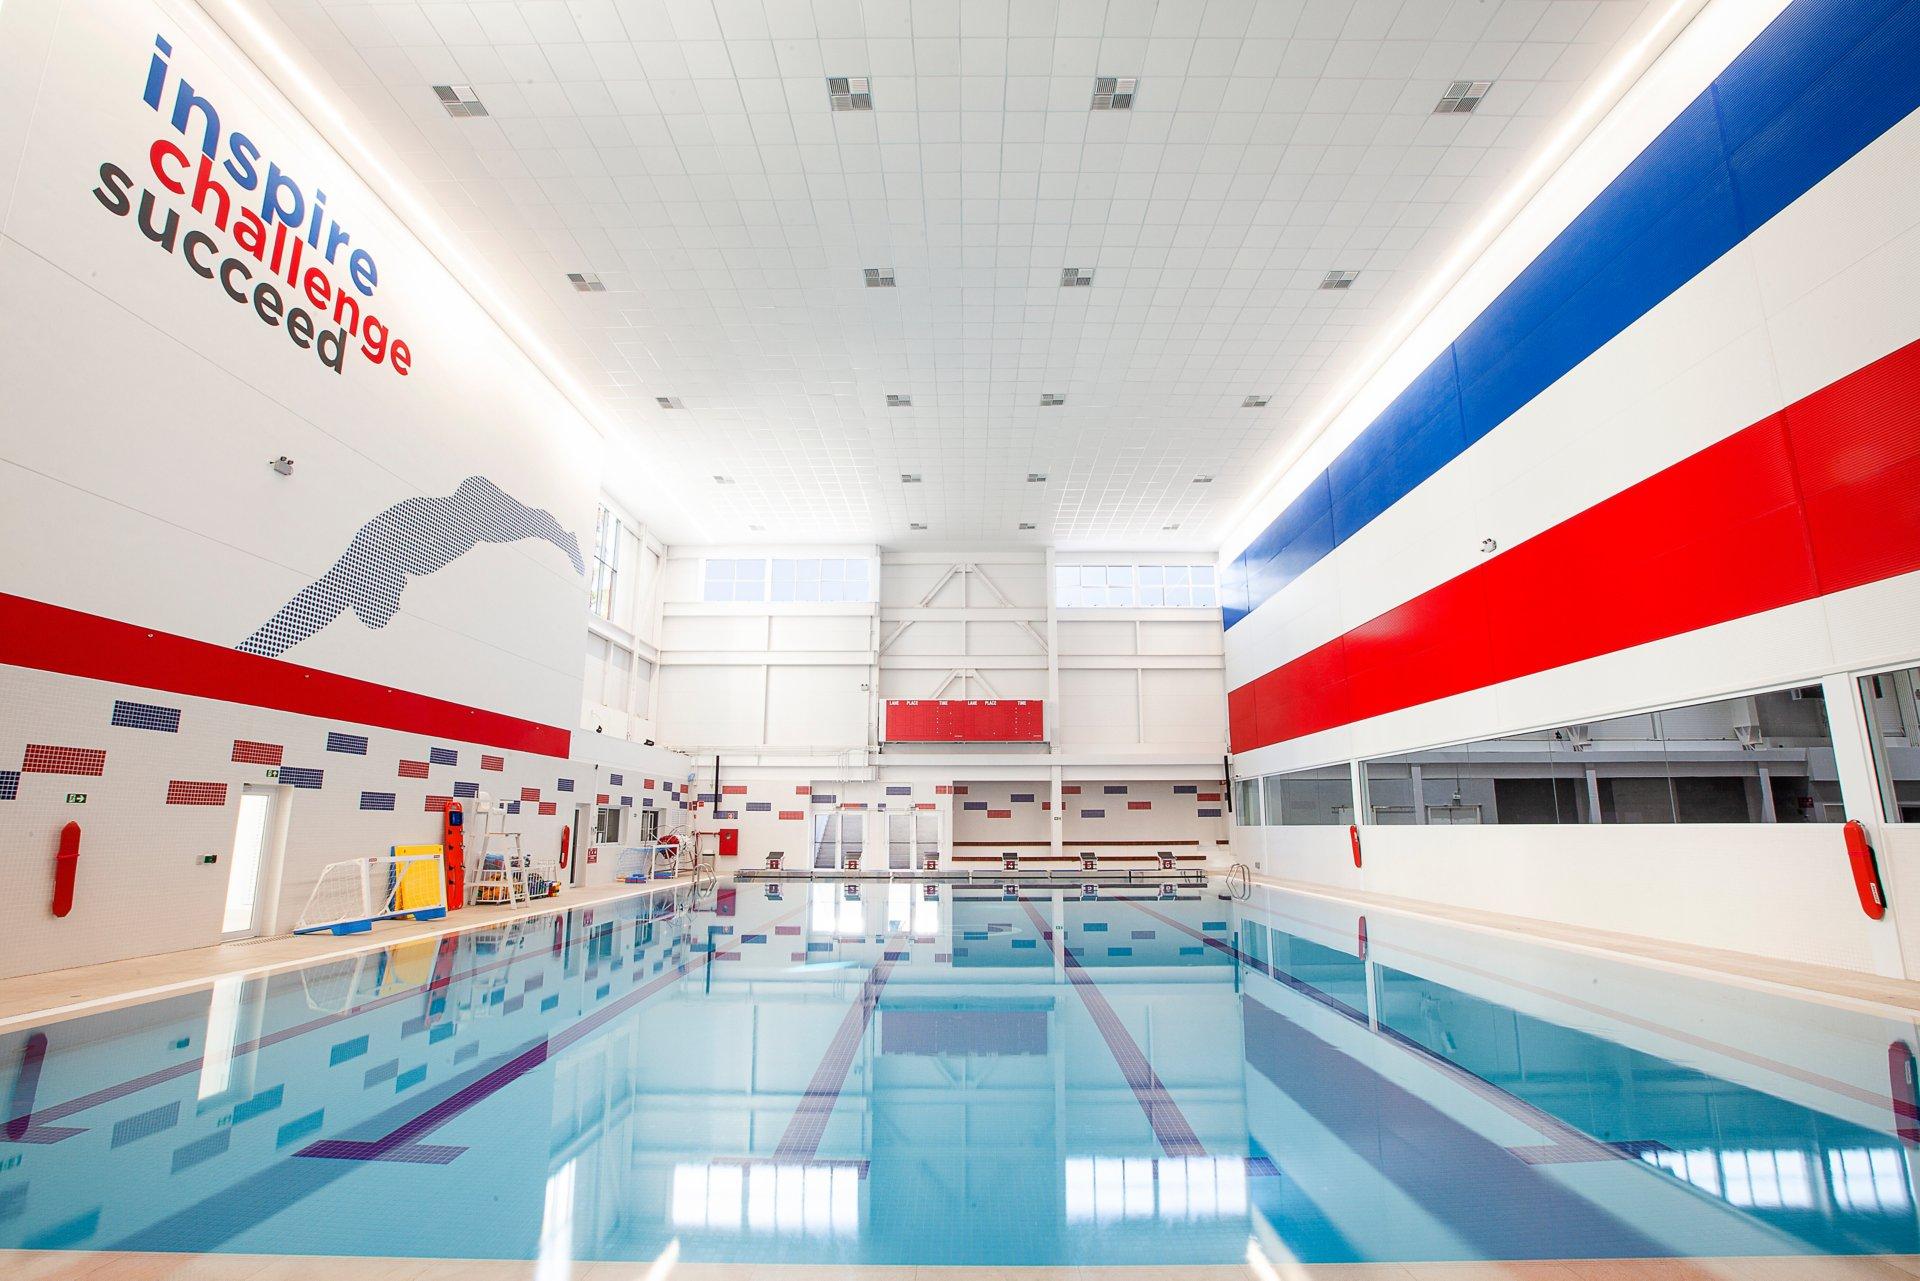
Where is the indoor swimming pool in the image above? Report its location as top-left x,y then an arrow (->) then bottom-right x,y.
3,878 -> 1918,1269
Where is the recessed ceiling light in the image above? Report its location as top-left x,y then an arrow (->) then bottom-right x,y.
1320,270 -> 1360,290
566,272 -> 605,292
864,267 -> 895,288
432,84 -> 488,118
887,393 -> 911,407
655,396 -> 683,409
1040,393 -> 1064,406
713,475 -> 734,485
1435,80 -> 1494,114
1242,395 -> 1270,408
1193,475 -> 1213,484
1027,472 -> 1048,483
1060,267 -> 1094,287
827,76 -> 872,111
1018,522 -> 1036,530
909,522 -> 927,531
1091,76 -> 1137,110
900,473 -> 922,483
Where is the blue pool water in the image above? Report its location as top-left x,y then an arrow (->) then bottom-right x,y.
3,878 -> 1919,1267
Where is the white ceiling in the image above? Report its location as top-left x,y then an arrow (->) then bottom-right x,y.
255,0 -> 1659,547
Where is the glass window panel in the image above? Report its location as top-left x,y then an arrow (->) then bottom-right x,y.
1861,668 -> 1920,822
1081,566 -> 1104,588
1138,565 -> 1164,585
1107,585 -> 1132,606
1261,775 -> 1284,825
1106,565 -> 1134,586
1139,585 -> 1164,606
846,561 -> 870,600
1233,778 -> 1262,826
733,561 -> 765,602
820,577 -> 846,602
1193,582 -> 1216,606
1165,583 -> 1190,606
1191,564 -> 1215,585
819,559 -> 843,581
1274,767 -> 1356,826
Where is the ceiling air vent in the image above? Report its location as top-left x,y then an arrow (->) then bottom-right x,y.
1319,270 -> 1360,290
1027,472 -> 1048,483
909,522 -> 928,531
1435,80 -> 1493,114
828,77 -> 872,111
900,473 -> 922,483
887,394 -> 911,407
655,396 -> 683,409
1061,267 -> 1094,287
1092,77 -> 1137,110
1242,395 -> 1270,408
864,267 -> 895,287
1040,393 -> 1064,406
433,84 -> 488,118
567,272 -> 606,292
1018,523 -> 1037,530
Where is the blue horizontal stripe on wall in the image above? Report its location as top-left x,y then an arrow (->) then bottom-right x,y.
885,785 -> 912,795
428,746 -> 457,766
1173,785 -> 1198,794
1103,785 -> 1127,794
359,791 -> 395,811
1199,808 -> 1222,818
1225,0 -> 1920,629
1080,808 -> 1105,818
326,731 -> 368,755
811,793 -> 837,805
556,778 -> 574,792
963,801 -> 987,810
621,795 -> 633,806
453,781 -> 478,798
1011,793 -> 1035,802
640,797 -> 653,807
278,766 -> 323,789
746,801 -> 771,811
609,773 -> 623,786
505,800 -> 521,814
0,770 -> 17,801
110,699 -> 181,732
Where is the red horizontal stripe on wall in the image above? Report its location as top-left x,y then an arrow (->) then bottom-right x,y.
0,593 -> 571,757
778,810 -> 805,820
1230,336 -> 1920,752
399,760 -> 429,779
1127,800 -> 1151,810
722,784 -> 747,795
987,809 -> 1012,818
480,754 -> 504,772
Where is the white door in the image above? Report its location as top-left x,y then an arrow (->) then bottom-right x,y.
222,785 -> 276,938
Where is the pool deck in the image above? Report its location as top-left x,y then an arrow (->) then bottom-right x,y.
6,1251 -> 1920,1279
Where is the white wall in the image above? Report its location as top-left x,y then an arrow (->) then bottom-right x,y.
647,547 -> 1229,866
1214,0 -> 1920,976
0,0 -> 691,977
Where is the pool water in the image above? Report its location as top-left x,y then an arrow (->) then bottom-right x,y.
2,878 -> 1918,1268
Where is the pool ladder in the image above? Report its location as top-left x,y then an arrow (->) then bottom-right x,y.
1226,863 -> 1253,900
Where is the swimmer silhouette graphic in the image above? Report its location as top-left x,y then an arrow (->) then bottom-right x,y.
238,476 -> 584,658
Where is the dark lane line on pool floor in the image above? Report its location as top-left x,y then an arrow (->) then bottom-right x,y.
771,933 -> 908,1163
1016,898 -> 1206,1158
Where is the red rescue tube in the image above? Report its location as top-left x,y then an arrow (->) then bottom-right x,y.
559,823 -> 570,870
1349,823 -> 1362,868
1357,914 -> 1369,961
51,821 -> 81,918
1845,819 -> 1888,920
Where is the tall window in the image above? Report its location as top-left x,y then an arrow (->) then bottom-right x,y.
590,505 -> 621,620
1056,563 -> 1217,608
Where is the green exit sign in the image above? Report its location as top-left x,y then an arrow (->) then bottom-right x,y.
64,793 -> 87,804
